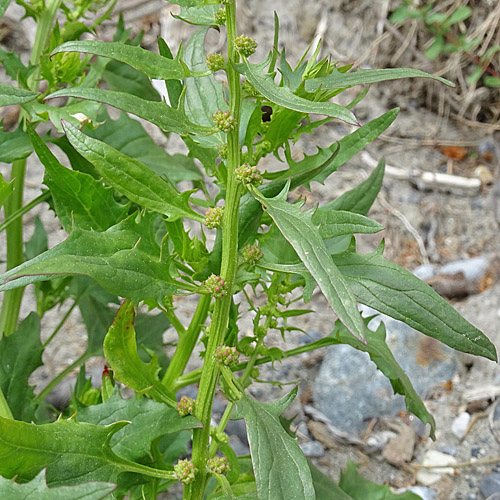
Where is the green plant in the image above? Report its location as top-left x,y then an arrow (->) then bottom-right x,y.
390,1 -> 500,87
0,0 -> 497,499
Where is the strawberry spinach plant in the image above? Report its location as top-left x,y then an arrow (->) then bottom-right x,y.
0,0 -> 497,499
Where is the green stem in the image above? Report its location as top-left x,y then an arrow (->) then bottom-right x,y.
187,2 -> 242,498
0,159 -> 27,338
34,351 -> 92,403
162,294 -> 211,390
0,191 -> 50,234
0,388 -> 14,420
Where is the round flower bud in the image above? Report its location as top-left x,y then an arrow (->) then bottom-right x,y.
242,243 -> 263,265
204,274 -> 229,299
214,345 -> 240,366
206,53 -> 225,72
174,459 -> 198,485
234,35 -> 257,57
207,455 -> 231,475
204,206 -> 224,229
214,7 -> 226,25
234,163 -> 263,186
213,110 -> 235,134
177,395 -> 195,416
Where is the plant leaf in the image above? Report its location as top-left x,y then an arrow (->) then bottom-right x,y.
308,461 -> 354,500
0,470 -> 116,500
0,83 -> 37,106
0,417 -> 140,486
173,5 -> 219,25
233,58 -> 357,125
0,126 -> 33,163
339,461 -> 421,499
311,210 -> 383,239
0,173 -> 14,208
51,40 -> 187,80
232,388 -> 315,500
0,215 -> 186,303
333,240 -> 497,361
103,301 -> 176,407
251,184 -> 366,341
77,388 -> 200,461
0,313 -> 42,422
62,121 -> 203,222
27,124 -> 129,232
305,68 -> 453,93
85,111 -> 203,185
0,0 -> 11,17
45,87 -> 214,136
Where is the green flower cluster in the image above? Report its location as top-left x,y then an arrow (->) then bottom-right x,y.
234,34 -> 257,57
204,206 -> 224,229
174,459 -> 198,485
206,53 -> 225,72
204,274 -> 228,299
234,163 -> 263,186
242,243 -> 263,265
176,395 -> 195,417
214,345 -> 240,366
207,455 -> 231,475
213,110 -> 235,133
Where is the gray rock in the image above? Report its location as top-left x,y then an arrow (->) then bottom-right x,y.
314,308 -> 457,434
440,256 -> 489,281
299,440 -> 324,457
480,473 -> 500,499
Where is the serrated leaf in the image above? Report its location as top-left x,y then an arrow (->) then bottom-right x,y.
0,127 -> 33,163
329,318 -> 436,439
86,111 -> 203,185
0,47 -> 32,88
267,110 -> 397,184
45,87 -> 213,136
305,67 -> 453,93
0,313 -> 42,422
0,470 -> 116,500
0,215 -> 185,303
0,83 -> 38,106
232,388 -> 315,500
0,417 -> 126,485
77,389 -> 200,461
234,58 -> 357,125
251,184 -> 366,341
0,173 -> 14,208
332,241 -> 497,361
339,462 -> 421,500
62,121 -> 203,222
51,40 -> 187,80
103,301 -> 176,407
27,124 -> 129,232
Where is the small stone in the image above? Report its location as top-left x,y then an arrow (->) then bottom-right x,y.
451,411 -> 471,439
479,473 -> 500,498
299,440 -> 324,457
471,446 -> 481,458
474,165 -> 494,186
395,486 -> 436,500
416,450 -> 457,486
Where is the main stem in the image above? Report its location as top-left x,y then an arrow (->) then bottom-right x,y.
187,3 -> 242,498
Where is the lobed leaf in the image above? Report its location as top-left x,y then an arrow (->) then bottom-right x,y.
0,173 -> 14,208
62,121 -> 203,222
0,470 -> 116,500
305,67 -> 454,93
27,124 -> 129,232
51,40 -> 186,81
232,388 -> 315,500
251,184 -> 366,341
45,87 -> 213,136
0,83 -> 37,106
0,127 -> 33,163
233,58 -> 358,124
103,301 -> 177,407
